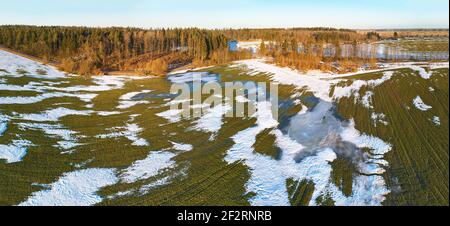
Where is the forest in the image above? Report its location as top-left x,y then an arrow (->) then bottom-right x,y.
2,25 -> 444,75
0,26 -> 240,75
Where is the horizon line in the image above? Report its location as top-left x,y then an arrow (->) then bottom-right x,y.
1,23 -> 449,31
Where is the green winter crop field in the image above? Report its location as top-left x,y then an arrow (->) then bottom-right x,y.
1,49 -> 449,206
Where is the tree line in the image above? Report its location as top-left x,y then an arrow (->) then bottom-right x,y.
0,25 -> 233,75
0,25 -> 384,75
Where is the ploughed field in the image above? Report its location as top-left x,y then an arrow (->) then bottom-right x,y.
0,49 -> 448,206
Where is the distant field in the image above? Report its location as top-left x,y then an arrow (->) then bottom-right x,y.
358,30 -> 449,38
378,39 -> 449,52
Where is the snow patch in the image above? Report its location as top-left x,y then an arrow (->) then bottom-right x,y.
117,90 -> 152,109
96,123 -> 149,147
167,72 -> 219,84
97,111 -> 122,116
119,90 -> 152,100
361,92 -> 374,109
19,168 -> 118,206
410,66 -> 432,79
234,59 -> 333,102
0,92 -> 97,105
371,113 -> 389,127
225,98 -> 391,206
341,120 -> 392,155
333,71 -> 395,101
413,96 -> 432,111
156,109 -> 184,123
0,140 -> 33,163
0,114 -> 9,136
234,59 -> 398,103
0,50 -> 66,79
54,76 -> 142,92
236,95 -> 250,103
120,151 -> 176,183
191,104 -> 232,136
171,142 -> 193,152
18,107 -> 93,122
117,100 -> 150,109
18,123 -> 82,150
432,116 -> 441,126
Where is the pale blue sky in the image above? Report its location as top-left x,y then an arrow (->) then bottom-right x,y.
0,0 -> 448,29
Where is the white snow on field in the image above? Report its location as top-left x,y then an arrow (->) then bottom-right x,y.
92,76 -> 131,90
168,65 -> 216,75
117,90 -> 152,109
156,109 -> 184,123
410,65 -> 432,79
2,49 -> 442,206
106,190 -> 134,200
371,113 -> 389,127
330,174 -> 389,206
233,59 -> 442,104
341,120 -> 392,156
0,140 -> 33,163
432,116 -> 441,126
236,95 -> 250,103
191,104 -> 232,136
226,60 -> 396,206
413,96 -> 432,111
0,50 -> 66,79
139,176 -> 172,193
225,101 -> 286,205
225,99 -> 391,206
120,90 -> 152,100
362,91 -> 374,109
48,76 -> 143,92
0,121 -> 7,136
167,72 -> 219,83
157,98 -> 195,123
0,94 -> 48,105
97,111 -> 122,116
233,59 -> 396,103
332,71 -> 395,101
0,83 -> 43,92
233,59 -> 334,102
109,151 -> 189,198
0,80 -> 68,92
163,98 -> 192,107
429,62 -> 450,70
19,168 -> 118,206
120,151 -> 176,183
117,100 -> 150,109
18,123 -> 81,150
7,75 -> 146,105
359,163 -> 387,175
0,114 -> 9,137
171,142 -> 193,152
0,91 -> 97,105
96,123 -> 149,147
226,101 -> 349,206
18,107 -> 93,122
0,75 -> 141,100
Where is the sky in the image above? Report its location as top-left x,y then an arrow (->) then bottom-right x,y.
0,0 -> 448,29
